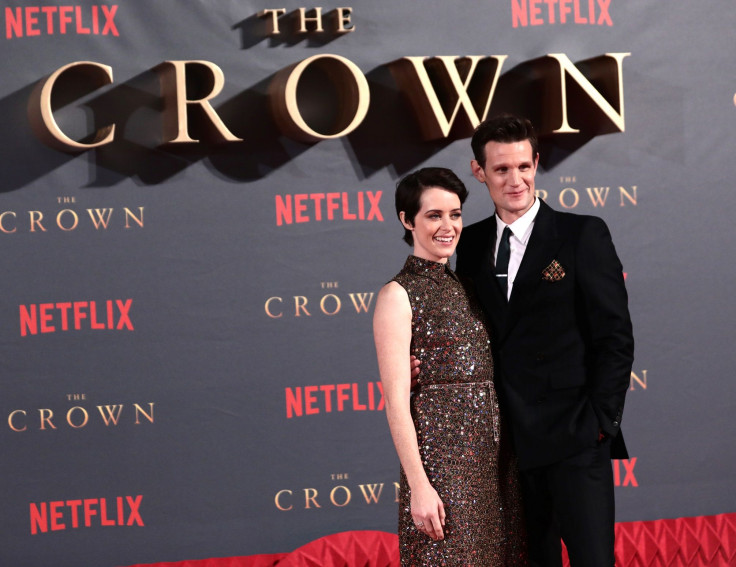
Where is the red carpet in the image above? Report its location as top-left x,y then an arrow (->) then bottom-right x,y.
121,512 -> 736,566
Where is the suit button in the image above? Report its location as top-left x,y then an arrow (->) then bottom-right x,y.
612,421 -> 619,427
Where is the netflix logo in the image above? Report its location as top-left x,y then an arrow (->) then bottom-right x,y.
275,191 -> 384,226
19,299 -> 133,337
30,495 -> 143,535
286,381 -> 385,418
5,5 -> 119,39
511,0 -> 613,28
613,458 -> 638,487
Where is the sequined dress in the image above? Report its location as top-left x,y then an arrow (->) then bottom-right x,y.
392,255 -> 527,566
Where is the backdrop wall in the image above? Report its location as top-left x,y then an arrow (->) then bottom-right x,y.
1,1 -> 735,566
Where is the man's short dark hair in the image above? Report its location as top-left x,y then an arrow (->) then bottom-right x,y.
395,167 -> 468,246
471,114 -> 539,168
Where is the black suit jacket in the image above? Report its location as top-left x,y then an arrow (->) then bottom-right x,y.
456,200 -> 634,470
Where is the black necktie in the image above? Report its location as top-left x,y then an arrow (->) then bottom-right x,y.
495,226 -> 511,299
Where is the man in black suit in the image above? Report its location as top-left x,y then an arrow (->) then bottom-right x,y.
455,115 -> 634,566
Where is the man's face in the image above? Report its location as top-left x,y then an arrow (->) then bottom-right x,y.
471,140 -> 539,224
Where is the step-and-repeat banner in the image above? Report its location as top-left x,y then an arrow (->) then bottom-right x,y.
2,1 -> 735,566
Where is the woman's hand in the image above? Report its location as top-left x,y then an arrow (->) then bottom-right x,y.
410,482 -> 446,541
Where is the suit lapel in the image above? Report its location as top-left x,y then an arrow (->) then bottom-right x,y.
504,200 -> 561,333
468,216 -> 509,334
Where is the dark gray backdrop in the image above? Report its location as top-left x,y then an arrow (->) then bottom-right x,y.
1,1 -> 735,566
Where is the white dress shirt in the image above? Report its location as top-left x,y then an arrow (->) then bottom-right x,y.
494,197 -> 541,300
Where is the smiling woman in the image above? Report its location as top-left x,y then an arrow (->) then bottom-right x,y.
393,168 -> 468,252
373,167 -> 527,566
399,187 -> 463,264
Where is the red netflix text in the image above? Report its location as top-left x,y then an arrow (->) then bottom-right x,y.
612,458 -> 637,487
275,191 -> 383,226
19,299 -> 133,337
30,495 -> 143,535
286,382 -> 385,418
511,0 -> 612,28
5,5 -> 119,39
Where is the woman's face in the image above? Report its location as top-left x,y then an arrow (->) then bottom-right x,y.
401,187 -> 462,264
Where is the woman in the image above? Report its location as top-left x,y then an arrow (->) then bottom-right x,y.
373,167 -> 527,566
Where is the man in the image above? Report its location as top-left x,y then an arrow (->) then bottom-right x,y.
455,115 -> 634,566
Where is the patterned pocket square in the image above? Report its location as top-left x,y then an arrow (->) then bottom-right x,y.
542,259 -> 566,281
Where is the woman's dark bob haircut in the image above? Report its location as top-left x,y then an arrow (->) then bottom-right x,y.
395,167 -> 468,246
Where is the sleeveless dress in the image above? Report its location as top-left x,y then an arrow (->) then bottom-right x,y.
392,255 -> 527,566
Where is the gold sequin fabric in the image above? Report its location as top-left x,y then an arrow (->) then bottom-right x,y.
392,255 -> 527,566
